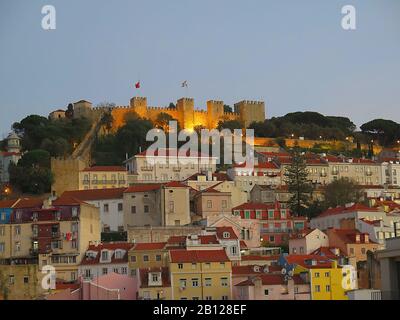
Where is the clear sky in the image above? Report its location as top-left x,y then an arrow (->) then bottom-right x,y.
0,0 -> 399,137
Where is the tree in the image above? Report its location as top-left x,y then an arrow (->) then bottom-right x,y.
360,119 -> 400,147
100,111 -> 114,134
9,150 -> 54,194
323,178 -> 363,208
154,112 -> 178,131
284,148 -> 313,217
224,105 -> 232,113
217,120 -> 243,131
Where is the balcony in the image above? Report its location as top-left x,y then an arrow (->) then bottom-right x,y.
141,166 -> 154,171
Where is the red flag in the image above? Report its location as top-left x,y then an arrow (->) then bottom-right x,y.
135,81 -> 140,89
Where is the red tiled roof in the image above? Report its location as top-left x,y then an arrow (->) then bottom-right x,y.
232,265 -> 274,275
328,229 -> 377,245
170,249 -> 229,263
0,199 -> 18,208
12,198 -> 44,209
241,255 -> 280,262
59,188 -> 126,201
233,162 -> 280,169
236,274 -> 286,286
317,203 -> 378,218
164,181 -> 188,188
285,254 -> 334,269
215,226 -> 238,240
198,235 -> 219,244
80,242 -> 135,265
240,240 -> 248,249
310,247 -> 344,259
167,236 -> 187,245
0,151 -> 21,157
139,267 -> 170,288
232,202 -> 270,211
133,242 -> 166,251
82,166 -> 126,172
52,196 -> 87,206
136,148 -> 211,158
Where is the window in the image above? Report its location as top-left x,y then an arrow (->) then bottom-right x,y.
205,296 -> 212,300
118,203 -> 123,211
102,268 -> 108,275
15,225 -> 21,235
143,255 -> 149,262
113,268 -> 119,274
121,267 -> 127,274
192,297 -> 200,300
231,246 -> 238,256
104,204 -> 109,213
292,247 -> 297,254
192,278 -> 199,287
326,285 -> 331,292
207,200 -> 212,209
0,242 -> 4,252
361,248 -> 366,254
264,289 -> 269,295
222,200 -> 227,209
152,273 -> 159,282
179,279 -> 187,287
350,247 -> 355,255
15,241 -> 21,252
314,272 -> 320,278
115,250 -> 123,259
85,269 -> 91,278
244,210 -> 250,219
9,275 -> 15,285
222,296 -> 228,300
256,210 -> 262,219
268,210 -> 274,219
315,285 -> 320,292
325,272 -> 330,277
0,226 -> 4,236
72,207 -> 78,217
281,209 -> 286,218
156,254 -> 162,261
169,201 -> 174,213
221,277 -> 228,287
131,269 -> 136,276
24,276 -> 29,284
299,247 -> 304,254
178,263 -> 183,269
144,205 -> 149,213
101,250 -> 109,261
131,206 -> 136,214
205,278 -> 212,287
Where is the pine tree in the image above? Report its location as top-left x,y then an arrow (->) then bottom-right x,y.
284,148 -> 313,217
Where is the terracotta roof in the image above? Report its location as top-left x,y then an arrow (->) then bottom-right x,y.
170,249 -> 229,263
232,265 -> 276,276
215,226 -> 238,240
236,274 -> 286,286
59,188 -> 126,201
240,240 -> 248,249
12,198 -> 44,209
317,203 -> 378,218
164,181 -> 188,188
167,236 -> 187,245
310,247 -> 344,259
52,196 -> 87,206
285,254 -> 334,269
133,242 -> 166,251
328,229 -> 377,245
0,151 -> 21,157
241,255 -> 280,262
232,202 -> 271,211
0,199 -> 18,208
136,148 -> 211,158
80,242 -> 135,265
139,267 -> 170,288
233,162 -> 280,169
82,166 -> 126,172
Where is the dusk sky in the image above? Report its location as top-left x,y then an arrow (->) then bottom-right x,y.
0,0 -> 399,138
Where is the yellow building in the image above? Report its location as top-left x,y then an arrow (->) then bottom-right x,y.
310,261 -> 356,300
169,249 -> 232,300
138,267 -> 172,300
79,166 -> 128,190
128,242 -> 168,277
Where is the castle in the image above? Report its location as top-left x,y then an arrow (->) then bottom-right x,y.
71,97 -> 266,130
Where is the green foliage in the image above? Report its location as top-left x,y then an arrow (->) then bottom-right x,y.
323,178 -> 364,208
284,148 -> 313,217
9,150 -> 54,194
100,111 -> 114,134
93,117 -> 154,166
12,115 -> 91,156
360,119 -> 400,147
101,231 -> 127,242
249,112 -> 357,141
217,120 -> 243,131
223,105 -> 232,113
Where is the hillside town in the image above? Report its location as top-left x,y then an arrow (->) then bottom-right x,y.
1,98 -> 399,300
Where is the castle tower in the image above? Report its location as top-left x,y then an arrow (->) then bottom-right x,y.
6,132 -> 21,153
234,100 -> 266,128
207,100 -> 224,129
176,98 -> 195,130
130,97 -> 148,118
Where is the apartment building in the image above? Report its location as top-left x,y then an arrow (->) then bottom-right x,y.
169,249 -> 232,300
232,202 -> 307,246
79,242 -> 135,280
380,159 -> 400,187
123,181 -> 191,228
128,242 -> 169,277
193,186 -> 232,218
79,166 -> 128,190
289,229 -> 329,255
125,148 -> 217,183
58,188 -> 125,232
137,267 -> 172,300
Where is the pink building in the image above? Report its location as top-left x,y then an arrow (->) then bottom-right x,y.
46,273 -> 138,300
289,229 -> 329,255
193,186 -> 232,218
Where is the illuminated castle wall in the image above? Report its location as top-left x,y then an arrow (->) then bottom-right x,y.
81,97 -> 266,130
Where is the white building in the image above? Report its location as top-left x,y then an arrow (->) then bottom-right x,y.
58,188 -> 126,232
289,229 -> 329,255
380,159 -> 400,187
0,132 -> 22,183
79,242 -> 135,280
125,148 -> 217,183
